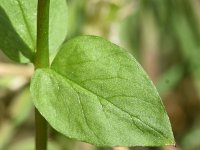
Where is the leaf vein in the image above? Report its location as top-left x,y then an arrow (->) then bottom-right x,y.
68,83 -> 105,144
104,99 -> 169,140
16,0 -> 35,50
52,69 -> 169,141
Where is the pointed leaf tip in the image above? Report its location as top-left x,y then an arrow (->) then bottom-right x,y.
31,35 -> 175,146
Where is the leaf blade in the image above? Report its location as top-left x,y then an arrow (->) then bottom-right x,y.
31,36 -> 174,146
0,1 -> 34,62
0,0 -> 67,62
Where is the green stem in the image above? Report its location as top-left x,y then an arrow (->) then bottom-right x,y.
34,0 -> 50,150
35,0 -> 50,68
35,109 -> 48,150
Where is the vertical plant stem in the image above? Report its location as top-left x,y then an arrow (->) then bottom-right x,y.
34,0 -> 50,150
35,109 -> 48,150
35,0 -> 50,68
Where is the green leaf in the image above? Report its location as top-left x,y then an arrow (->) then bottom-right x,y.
49,0 -> 68,61
0,0 -> 67,62
0,1 -> 34,62
30,36 -> 174,146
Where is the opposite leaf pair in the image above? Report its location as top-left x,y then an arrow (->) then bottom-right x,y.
0,0 -> 174,147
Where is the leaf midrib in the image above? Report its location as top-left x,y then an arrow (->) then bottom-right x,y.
16,0 -> 35,50
48,68 -> 170,141
68,84 -> 106,144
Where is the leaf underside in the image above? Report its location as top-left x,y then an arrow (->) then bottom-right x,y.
0,0 -> 67,62
31,35 -> 174,146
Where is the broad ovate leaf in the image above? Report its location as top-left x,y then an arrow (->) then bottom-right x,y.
31,36 -> 174,146
0,0 -> 67,62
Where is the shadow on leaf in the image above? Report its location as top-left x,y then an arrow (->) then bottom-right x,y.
0,6 -> 34,62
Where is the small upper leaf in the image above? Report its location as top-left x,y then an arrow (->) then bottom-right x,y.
31,36 -> 174,146
0,0 -> 67,62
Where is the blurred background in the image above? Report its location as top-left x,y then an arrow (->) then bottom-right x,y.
1,0 -> 200,150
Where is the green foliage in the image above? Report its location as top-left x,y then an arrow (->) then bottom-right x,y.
0,0 -> 175,148
0,0 -> 67,62
31,36 -> 174,146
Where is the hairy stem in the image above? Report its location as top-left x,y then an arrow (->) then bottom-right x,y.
34,0 -> 50,150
